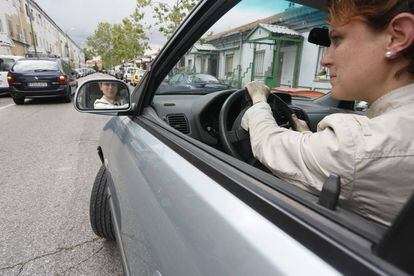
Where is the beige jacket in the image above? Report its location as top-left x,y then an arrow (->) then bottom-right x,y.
94,96 -> 128,109
241,83 -> 414,225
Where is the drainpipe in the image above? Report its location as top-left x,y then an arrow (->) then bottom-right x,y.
28,3 -> 37,57
238,31 -> 243,88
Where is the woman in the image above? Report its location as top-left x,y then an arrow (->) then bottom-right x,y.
241,0 -> 414,226
94,81 -> 128,109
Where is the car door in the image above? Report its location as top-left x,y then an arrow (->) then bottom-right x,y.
99,0 -> 411,275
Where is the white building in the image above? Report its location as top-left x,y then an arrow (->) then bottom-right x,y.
184,6 -> 331,92
0,0 -> 84,67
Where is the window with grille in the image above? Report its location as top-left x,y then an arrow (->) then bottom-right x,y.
201,57 -> 206,73
254,50 -> 265,77
225,54 -> 234,77
188,59 -> 192,71
8,20 -> 14,37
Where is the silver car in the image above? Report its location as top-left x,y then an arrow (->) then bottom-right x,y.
74,0 -> 413,275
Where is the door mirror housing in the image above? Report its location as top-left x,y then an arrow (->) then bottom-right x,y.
74,79 -> 132,115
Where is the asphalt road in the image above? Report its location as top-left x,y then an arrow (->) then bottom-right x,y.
0,74 -> 124,275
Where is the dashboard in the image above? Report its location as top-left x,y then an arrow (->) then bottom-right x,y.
151,89 -> 356,148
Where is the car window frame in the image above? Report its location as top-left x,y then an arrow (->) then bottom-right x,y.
127,0 -> 408,273
131,0 -> 385,230
136,113 -> 401,275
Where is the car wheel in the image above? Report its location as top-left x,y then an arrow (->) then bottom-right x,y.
63,88 -> 72,103
90,165 -> 115,241
13,97 -> 25,105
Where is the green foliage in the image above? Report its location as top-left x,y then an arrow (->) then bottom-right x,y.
86,7 -> 149,69
82,47 -> 95,61
86,0 -> 197,68
137,0 -> 198,39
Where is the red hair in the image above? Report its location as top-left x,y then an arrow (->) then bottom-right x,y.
326,0 -> 414,73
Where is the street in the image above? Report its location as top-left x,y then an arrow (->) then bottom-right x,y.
0,74 -> 124,275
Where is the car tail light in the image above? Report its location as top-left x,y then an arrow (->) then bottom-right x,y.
58,75 -> 68,85
7,72 -> 13,86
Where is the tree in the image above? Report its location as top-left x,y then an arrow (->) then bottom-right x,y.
137,0 -> 198,39
82,47 -> 95,61
86,22 -> 114,69
86,7 -> 149,69
112,8 -> 149,64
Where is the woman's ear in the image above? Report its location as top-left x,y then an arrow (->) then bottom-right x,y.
386,12 -> 414,57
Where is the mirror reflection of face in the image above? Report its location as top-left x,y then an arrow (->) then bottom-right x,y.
99,82 -> 118,99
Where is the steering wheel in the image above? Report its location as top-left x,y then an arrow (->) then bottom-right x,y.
218,88 -> 298,164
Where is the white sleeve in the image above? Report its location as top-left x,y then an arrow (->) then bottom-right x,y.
241,102 -> 357,196
94,99 -> 114,109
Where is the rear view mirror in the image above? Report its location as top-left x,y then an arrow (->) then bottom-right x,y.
75,79 -> 131,111
308,27 -> 331,47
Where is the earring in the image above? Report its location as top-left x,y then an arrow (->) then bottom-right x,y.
385,51 -> 394,58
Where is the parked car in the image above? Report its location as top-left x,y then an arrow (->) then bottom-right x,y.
74,0 -> 413,275
114,68 -> 124,80
130,69 -> 146,86
123,67 -> 135,84
74,68 -> 84,78
8,58 -> 77,104
0,55 -> 23,95
158,73 -> 232,94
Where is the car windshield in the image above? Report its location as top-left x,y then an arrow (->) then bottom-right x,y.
156,0 -> 332,98
0,58 -> 16,71
188,74 -> 220,84
13,60 -> 58,73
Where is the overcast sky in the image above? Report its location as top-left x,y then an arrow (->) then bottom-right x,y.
33,0 -> 291,52
34,0 -> 169,51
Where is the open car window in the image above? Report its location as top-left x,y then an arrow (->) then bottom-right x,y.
155,0 -> 331,98
147,0 -> 395,237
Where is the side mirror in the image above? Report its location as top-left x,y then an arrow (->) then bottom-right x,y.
74,79 -> 131,114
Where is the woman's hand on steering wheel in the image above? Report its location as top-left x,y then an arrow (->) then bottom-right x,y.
292,114 -> 311,132
245,81 -> 270,104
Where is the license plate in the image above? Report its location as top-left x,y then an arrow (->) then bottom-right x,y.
28,82 -> 48,87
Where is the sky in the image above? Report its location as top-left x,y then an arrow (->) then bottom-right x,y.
33,0 -> 295,52
34,0 -> 169,51
209,0 -> 291,34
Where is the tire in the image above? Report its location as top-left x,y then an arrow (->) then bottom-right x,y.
13,97 -> 25,105
90,165 -> 115,240
63,88 -> 72,103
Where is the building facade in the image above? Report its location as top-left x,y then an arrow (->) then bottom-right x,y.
184,6 -> 331,92
0,0 -> 84,68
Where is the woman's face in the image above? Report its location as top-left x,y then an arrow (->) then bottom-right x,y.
100,82 -> 118,99
321,20 -> 389,103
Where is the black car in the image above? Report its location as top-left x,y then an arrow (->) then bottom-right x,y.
158,73 -> 232,94
8,58 -> 77,105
